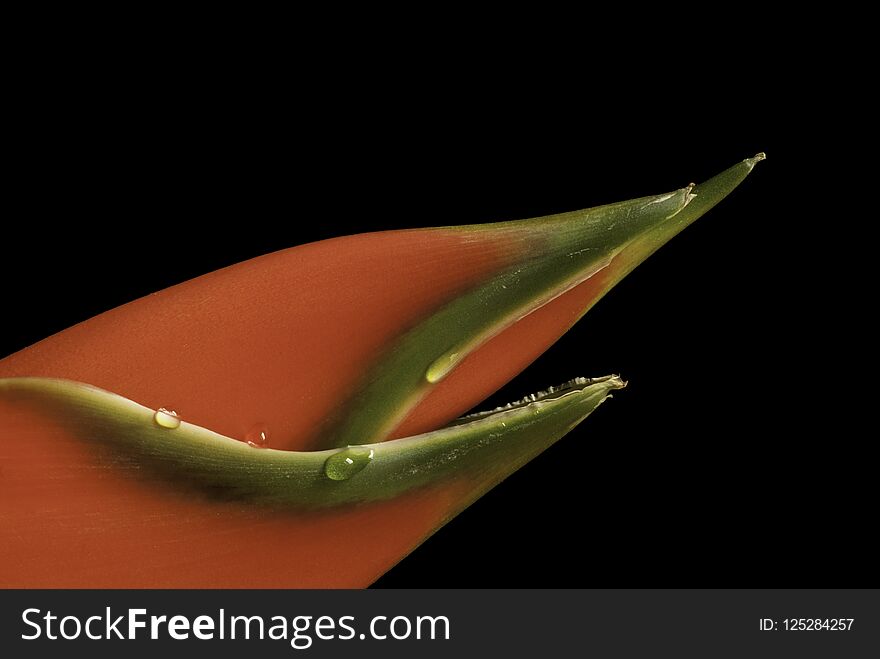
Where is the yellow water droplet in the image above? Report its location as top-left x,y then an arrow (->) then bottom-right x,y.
426,351 -> 461,384
153,408 -> 180,429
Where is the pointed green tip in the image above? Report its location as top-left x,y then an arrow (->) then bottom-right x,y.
746,151 -> 767,166
675,151 -> 766,223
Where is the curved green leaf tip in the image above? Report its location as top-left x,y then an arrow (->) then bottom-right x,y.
328,154 -> 766,448
0,375 -> 624,509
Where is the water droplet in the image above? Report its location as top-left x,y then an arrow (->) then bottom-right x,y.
246,423 -> 270,448
324,446 -> 374,481
426,350 -> 462,384
153,408 -> 180,429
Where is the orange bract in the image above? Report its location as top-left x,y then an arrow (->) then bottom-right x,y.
0,229 -> 520,451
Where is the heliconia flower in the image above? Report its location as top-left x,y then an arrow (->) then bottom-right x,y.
0,154 -> 764,587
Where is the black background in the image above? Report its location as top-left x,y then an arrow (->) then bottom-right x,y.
2,40 -> 864,588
